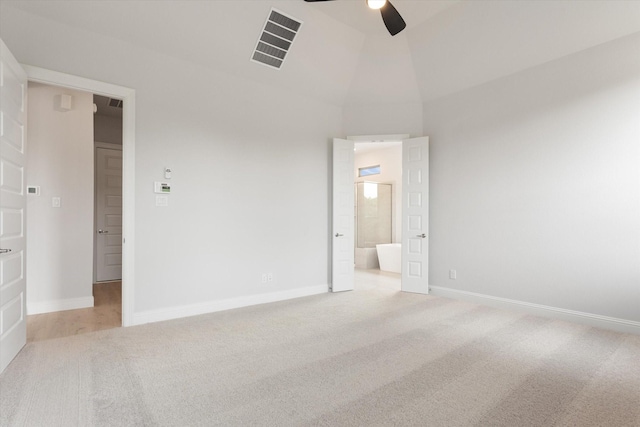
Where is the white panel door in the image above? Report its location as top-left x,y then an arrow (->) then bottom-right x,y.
0,39 -> 27,373
401,137 -> 429,294
332,138 -> 354,292
96,148 -> 123,282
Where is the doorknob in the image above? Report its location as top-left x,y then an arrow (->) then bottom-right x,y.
0,248 -> 12,254
335,233 -> 344,237
416,233 -> 426,238
98,229 -> 109,234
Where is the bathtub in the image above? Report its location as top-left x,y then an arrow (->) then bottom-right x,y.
376,243 -> 401,274
355,247 -> 379,269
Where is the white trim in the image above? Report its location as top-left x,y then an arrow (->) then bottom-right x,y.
23,65 -> 136,327
430,286 -> 640,335
27,297 -> 94,315
133,285 -> 328,326
347,134 -> 410,142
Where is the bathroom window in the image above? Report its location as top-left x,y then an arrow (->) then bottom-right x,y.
358,165 -> 381,177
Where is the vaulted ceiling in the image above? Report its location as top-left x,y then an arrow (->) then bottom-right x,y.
2,1 -> 639,107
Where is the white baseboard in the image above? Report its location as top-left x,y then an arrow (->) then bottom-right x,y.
27,296 -> 95,315
429,286 -> 640,335
132,284 -> 328,326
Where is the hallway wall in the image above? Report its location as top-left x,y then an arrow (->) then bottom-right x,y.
26,83 -> 94,313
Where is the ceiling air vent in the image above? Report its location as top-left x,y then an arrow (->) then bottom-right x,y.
251,9 -> 302,70
108,98 -> 123,108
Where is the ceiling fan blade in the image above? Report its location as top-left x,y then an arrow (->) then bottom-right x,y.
380,1 -> 406,36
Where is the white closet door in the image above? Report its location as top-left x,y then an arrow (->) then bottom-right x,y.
0,38 -> 28,373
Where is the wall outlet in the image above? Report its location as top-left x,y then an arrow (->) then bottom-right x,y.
267,273 -> 274,282
155,195 -> 169,207
449,269 -> 457,280
261,273 -> 268,283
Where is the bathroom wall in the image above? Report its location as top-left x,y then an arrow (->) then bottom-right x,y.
354,144 -> 402,243
356,182 -> 392,248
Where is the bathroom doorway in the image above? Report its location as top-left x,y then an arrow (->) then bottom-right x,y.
353,139 -> 403,291
332,135 -> 429,294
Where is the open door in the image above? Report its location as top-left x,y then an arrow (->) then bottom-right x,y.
401,137 -> 429,294
0,39 -> 28,373
331,138 -> 354,292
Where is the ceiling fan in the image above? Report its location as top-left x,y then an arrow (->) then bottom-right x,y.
304,0 -> 407,36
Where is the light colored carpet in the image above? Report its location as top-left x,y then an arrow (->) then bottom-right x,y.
1,270 -> 639,426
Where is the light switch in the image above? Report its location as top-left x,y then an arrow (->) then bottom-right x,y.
156,195 -> 169,207
52,197 -> 61,208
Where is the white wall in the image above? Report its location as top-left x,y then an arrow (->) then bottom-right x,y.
425,33 -> 640,323
354,145 -> 402,243
342,32 -> 423,137
1,7 -> 341,321
26,83 -> 94,313
342,102 -> 423,139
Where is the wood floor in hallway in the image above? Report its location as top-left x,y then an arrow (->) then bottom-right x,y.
27,281 -> 122,343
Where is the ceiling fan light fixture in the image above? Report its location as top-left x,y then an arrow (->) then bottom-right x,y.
367,0 -> 386,10
303,0 -> 404,36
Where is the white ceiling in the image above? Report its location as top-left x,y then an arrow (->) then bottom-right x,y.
408,1 -> 640,101
2,0 -> 639,106
306,0 -> 458,36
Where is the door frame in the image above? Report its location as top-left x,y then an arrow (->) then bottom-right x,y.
24,65 -> 136,327
344,134 -> 430,293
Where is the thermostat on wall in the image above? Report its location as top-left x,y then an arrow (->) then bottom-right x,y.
154,182 -> 171,193
27,186 -> 41,196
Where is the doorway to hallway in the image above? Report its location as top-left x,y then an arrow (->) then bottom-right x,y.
25,82 -> 124,340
